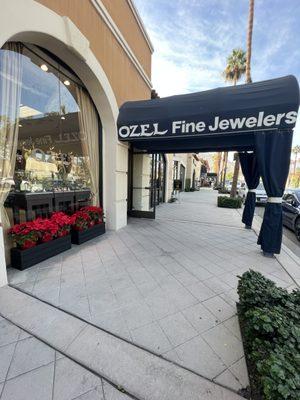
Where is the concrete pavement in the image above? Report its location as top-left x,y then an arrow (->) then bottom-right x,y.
3,188 -> 298,399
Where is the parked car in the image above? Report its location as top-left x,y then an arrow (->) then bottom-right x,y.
282,189 -> 300,241
255,182 -> 268,205
237,182 -> 247,201
225,181 -> 246,196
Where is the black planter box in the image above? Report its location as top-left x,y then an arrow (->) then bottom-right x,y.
11,235 -> 72,270
71,222 -> 105,245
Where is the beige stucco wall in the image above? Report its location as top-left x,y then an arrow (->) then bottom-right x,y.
37,0 -> 152,106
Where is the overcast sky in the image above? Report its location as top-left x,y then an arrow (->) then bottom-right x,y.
134,0 -> 300,146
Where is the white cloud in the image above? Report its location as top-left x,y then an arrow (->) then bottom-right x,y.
134,0 -> 300,144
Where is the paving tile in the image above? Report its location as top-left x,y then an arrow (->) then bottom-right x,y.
113,286 -> 143,306
0,291 -> 86,352
7,267 -> 38,286
0,343 -> 15,383
121,301 -> 154,330
186,281 -> 216,302
175,335 -> 226,378
72,386 -> 104,399
220,290 -> 239,308
203,276 -> 232,295
202,325 -> 244,367
218,272 -> 240,289
66,322 -> 243,400
102,381 -> 133,400
61,296 -> 91,321
223,316 -> 242,341
187,266 -> 213,281
130,321 -> 172,354
1,363 -> 54,400
36,266 -> 61,281
214,368 -> 242,391
202,295 -> 236,322
182,303 -> 218,333
144,289 -> 178,319
55,351 -> 65,361
8,337 -> 55,379
0,319 -> 20,347
53,357 -> 102,400
159,312 -> 198,346
229,357 -> 249,388
162,348 -> 182,364
173,270 -> 199,287
91,309 -> 132,341
18,330 -> 31,341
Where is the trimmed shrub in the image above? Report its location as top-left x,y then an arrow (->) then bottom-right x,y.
218,188 -> 229,194
217,195 -> 242,208
237,270 -> 300,400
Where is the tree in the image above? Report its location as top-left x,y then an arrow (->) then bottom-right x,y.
292,145 -> 300,174
223,49 -> 246,196
223,49 -> 246,86
246,0 -> 255,84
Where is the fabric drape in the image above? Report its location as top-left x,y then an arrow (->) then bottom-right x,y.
239,152 -> 260,227
255,130 -> 293,254
76,86 -> 99,206
0,42 -> 23,232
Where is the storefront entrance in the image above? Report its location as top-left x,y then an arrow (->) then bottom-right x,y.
118,75 -> 300,255
153,154 -> 166,206
127,150 -> 166,219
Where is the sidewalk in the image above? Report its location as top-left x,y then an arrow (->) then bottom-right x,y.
0,315 -> 126,400
6,189 -> 298,396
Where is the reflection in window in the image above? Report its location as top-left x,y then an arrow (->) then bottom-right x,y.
0,42 -> 101,226
11,44 -> 97,194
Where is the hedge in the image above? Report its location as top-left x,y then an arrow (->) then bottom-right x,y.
217,195 -> 242,208
237,270 -> 300,400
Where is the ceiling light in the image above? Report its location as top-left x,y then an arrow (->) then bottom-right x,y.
61,116 -> 65,120
40,64 -> 48,72
63,80 -> 70,86
18,124 -> 22,128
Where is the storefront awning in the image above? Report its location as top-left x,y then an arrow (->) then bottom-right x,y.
118,75 -> 300,256
117,75 -> 299,153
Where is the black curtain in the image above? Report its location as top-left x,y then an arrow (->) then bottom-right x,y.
255,130 -> 293,254
239,152 -> 260,228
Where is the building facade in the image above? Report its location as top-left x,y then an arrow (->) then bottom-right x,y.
0,0 -> 201,286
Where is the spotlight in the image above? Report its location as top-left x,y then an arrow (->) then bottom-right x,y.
40,64 -> 48,72
63,80 -> 70,86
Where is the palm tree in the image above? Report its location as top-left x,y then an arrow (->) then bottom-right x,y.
223,49 -> 246,196
223,49 -> 246,86
292,145 -> 300,174
246,0 -> 255,84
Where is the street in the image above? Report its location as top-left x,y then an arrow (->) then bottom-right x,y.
255,206 -> 300,258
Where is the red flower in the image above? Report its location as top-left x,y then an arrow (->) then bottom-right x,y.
41,232 -> 53,243
22,239 -> 37,249
71,210 -> 92,231
80,206 -> 103,224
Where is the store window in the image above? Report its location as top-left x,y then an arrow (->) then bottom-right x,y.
0,42 -> 101,235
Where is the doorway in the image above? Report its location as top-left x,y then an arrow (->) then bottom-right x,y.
153,154 -> 166,206
180,164 -> 186,191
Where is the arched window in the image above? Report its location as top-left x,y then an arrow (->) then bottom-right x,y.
0,42 -> 101,230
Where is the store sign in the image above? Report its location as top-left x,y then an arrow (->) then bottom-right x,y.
118,110 -> 298,140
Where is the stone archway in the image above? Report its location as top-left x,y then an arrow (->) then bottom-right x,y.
0,0 -> 124,286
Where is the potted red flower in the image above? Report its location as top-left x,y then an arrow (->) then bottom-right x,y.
9,213 -> 72,271
71,206 -> 105,245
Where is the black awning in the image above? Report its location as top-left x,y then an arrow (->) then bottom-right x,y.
117,75 -> 299,153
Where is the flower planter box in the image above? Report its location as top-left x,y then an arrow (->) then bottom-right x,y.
71,222 -> 105,245
10,235 -> 72,270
